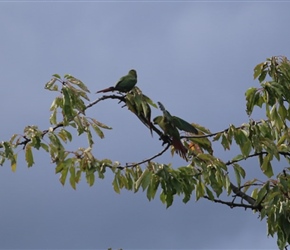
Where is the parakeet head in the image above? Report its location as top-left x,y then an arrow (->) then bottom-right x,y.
153,116 -> 163,125
128,69 -> 137,78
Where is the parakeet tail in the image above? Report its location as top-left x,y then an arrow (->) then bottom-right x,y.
157,102 -> 166,112
172,137 -> 188,160
96,86 -> 115,93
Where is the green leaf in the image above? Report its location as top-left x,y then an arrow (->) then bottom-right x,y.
30,135 -> 41,150
142,170 -> 153,191
55,162 -> 65,174
75,170 -> 81,183
234,129 -> 252,156
48,133 -> 64,150
264,84 -> 277,106
40,143 -> 49,152
50,96 -> 62,111
269,105 -> 282,131
65,75 -> 90,93
196,153 -> 215,162
241,140 -> 252,157
261,154 -> 274,178
251,188 -> 258,200
62,87 -> 73,120
86,173 -> 95,187
50,109 -> 57,125
141,101 -> 149,117
3,141 -> 13,158
205,187 -> 214,200
135,168 -> 149,192
56,158 -> 73,174
25,144 -> 34,167
74,115 -> 85,135
233,163 -> 245,187
231,154 -> 244,162
123,170 -> 132,190
253,62 -> 266,80
258,70 -> 267,83
235,163 -> 245,178
160,191 -> 166,204
71,90 -> 88,109
58,129 -> 72,142
195,179 -> 205,201
86,129 -> 94,147
52,73 -> 61,79
213,132 -> 222,141
89,121 -> 105,139
165,192 -> 174,208
245,87 -> 258,115
60,167 -> 69,185
142,93 -> 158,108
0,154 -> 5,166
254,182 -> 269,206
221,133 -> 230,150
146,176 -> 159,201
242,178 -> 258,193
262,137 -> 279,160
69,167 -> 76,190
225,175 -> 231,195
113,172 -> 121,194
9,134 -> 18,144
278,104 -> 287,121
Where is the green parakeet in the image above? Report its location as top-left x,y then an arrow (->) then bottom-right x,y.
96,69 -> 137,93
153,102 -> 198,159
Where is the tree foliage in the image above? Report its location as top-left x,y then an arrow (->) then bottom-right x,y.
1,56 -> 290,249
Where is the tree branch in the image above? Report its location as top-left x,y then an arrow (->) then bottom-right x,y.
203,195 -> 258,210
229,182 -> 262,210
225,152 -> 268,166
117,143 -> 171,169
181,119 -> 266,139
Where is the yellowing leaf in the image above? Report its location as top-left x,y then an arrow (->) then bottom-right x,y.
25,144 -> 34,167
90,118 -> 112,130
11,154 -> 17,172
90,121 -> 105,139
45,78 -> 57,90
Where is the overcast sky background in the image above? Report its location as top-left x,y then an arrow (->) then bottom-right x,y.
0,1 -> 289,249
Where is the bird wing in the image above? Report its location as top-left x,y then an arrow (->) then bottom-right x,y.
172,116 -> 198,134
115,74 -> 137,92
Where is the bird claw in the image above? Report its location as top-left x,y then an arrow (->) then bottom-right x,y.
159,134 -> 171,145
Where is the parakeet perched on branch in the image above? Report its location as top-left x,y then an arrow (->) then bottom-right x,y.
153,102 -> 198,160
96,69 -> 137,93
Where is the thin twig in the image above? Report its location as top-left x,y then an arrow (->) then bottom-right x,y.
225,152 -> 268,166
117,143 -> 171,169
181,120 -> 266,139
225,151 -> 290,166
230,182 -> 259,208
203,195 -> 258,210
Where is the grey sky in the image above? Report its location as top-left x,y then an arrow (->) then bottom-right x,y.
0,2 -> 288,249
